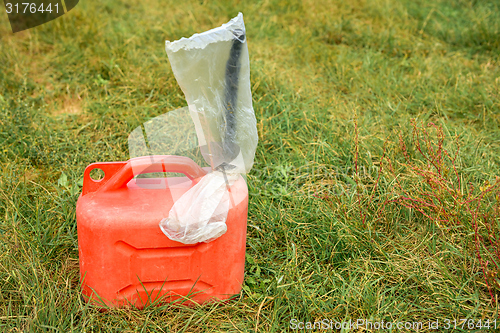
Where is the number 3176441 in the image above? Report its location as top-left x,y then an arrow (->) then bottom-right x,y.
5,3 -> 60,14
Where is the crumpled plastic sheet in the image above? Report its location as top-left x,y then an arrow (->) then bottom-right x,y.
159,171 -> 239,244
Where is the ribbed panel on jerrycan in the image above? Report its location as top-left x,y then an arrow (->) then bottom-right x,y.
76,155 -> 248,308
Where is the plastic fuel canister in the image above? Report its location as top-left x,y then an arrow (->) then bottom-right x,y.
76,155 -> 248,308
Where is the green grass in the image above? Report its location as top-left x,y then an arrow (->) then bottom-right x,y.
1,0 -> 500,331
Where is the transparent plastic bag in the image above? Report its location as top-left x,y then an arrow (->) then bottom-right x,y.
158,13 -> 257,244
165,13 -> 257,173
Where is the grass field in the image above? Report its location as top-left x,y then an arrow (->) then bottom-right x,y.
1,0 -> 500,331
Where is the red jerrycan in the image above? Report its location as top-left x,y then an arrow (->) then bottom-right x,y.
76,155 -> 248,308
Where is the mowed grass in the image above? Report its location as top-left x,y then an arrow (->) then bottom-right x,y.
0,0 -> 499,331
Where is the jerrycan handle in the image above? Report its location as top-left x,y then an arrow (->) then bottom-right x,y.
82,155 -> 207,196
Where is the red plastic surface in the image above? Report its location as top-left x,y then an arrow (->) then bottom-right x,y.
76,155 -> 248,308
